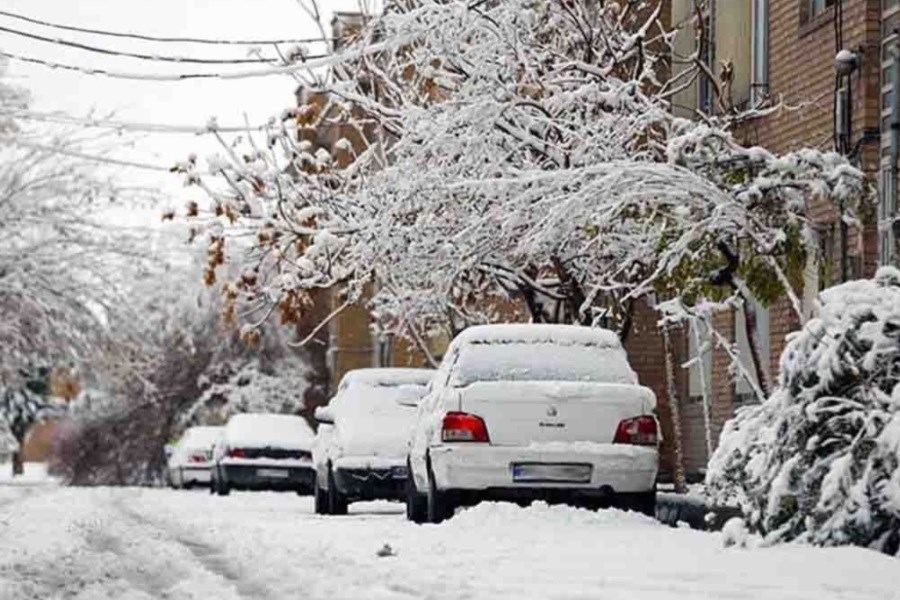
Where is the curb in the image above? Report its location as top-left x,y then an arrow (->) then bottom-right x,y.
657,492 -> 742,531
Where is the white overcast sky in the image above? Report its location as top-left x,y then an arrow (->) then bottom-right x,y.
1,0 -> 367,215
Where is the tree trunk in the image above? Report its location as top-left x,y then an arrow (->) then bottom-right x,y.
12,450 -> 23,476
662,324 -> 688,494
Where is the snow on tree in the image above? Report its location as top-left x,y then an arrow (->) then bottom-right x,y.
0,59 -> 155,475
706,268 -> 900,555
185,358 -> 311,426
52,245 -> 317,485
185,0 -> 864,358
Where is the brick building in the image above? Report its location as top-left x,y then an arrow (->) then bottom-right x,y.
665,0 -> 884,477
302,4 -> 888,480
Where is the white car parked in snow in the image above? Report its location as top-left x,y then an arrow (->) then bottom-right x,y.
405,324 -> 659,523
211,413 -> 315,496
313,368 -> 434,515
166,426 -> 224,489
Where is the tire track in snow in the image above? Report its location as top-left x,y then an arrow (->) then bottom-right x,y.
110,496 -> 278,600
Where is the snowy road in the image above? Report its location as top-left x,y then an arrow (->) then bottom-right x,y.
1,482 -> 898,600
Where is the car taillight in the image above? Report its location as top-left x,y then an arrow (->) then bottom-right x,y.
228,448 -> 246,458
189,454 -> 206,463
442,412 -> 490,443
613,416 -> 658,446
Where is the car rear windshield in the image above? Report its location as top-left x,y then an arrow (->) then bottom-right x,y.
336,382 -> 428,420
451,342 -> 635,387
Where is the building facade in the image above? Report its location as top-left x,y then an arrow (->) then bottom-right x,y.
302,3 -> 886,480
666,0 -> 882,477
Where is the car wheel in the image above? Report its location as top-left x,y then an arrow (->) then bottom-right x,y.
618,489 -> 656,518
215,471 -> 231,496
405,462 -> 427,524
633,490 -> 657,518
426,460 -> 454,524
327,464 -> 348,515
315,480 -> 330,515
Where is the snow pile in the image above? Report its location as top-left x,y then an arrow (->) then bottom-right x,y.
225,413 -> 314,451
706,268 -> 900,555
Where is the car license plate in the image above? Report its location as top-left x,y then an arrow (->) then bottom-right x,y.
391,466 -> 408,479
511,463 -> 592,483
257,468 -> 289,479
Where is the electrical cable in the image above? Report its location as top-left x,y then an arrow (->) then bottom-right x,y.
0,8 -> 335,46
0,109 -> 279,135
0,138 -> 199,173
0,24 -> 277,64
0,49 -> 326,81
0,35 -> 400,81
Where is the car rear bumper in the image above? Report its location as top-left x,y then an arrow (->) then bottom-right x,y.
333,466 -> 408,501
181,467 -> 212,483
428,443 -> 657,494
221,464 -> 315,492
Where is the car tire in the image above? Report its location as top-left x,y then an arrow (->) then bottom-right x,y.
426,459 -> 454,524
619,489 -> 656,518
327,464 -> 348,515
215,471 -> 231,496
405,463 -> 427,524
315,481 -> 330,515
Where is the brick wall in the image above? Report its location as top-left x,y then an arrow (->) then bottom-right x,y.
623,298 -> 685,480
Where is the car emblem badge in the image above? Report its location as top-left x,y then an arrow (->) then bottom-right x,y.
546,405 -> 558,417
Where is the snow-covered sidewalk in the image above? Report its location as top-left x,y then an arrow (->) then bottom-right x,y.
0,487 -> 897,600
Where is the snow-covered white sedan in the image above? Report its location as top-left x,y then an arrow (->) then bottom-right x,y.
313,368 -> 434,515
211,413 -> 315,496
166,426 -> 224,489
406,324 -> 659,523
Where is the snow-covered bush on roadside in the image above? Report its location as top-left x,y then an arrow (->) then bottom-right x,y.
706,268 -> 900,555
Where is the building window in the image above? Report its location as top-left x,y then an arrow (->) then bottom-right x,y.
751,0 -> 769,106
734,298 -> 770,405
818,224 -> 836,290
882,165 -> 896,265
698,10 -> 715,114
688,320 -> 712,402
808,0 -> 836,19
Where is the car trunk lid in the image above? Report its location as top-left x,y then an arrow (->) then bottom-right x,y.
458,381 -> 655,446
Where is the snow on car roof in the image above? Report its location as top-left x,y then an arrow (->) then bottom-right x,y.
225,413 -> 314,450
181,426 -> 224,448
339,368 -> 435,387
452,324 -> 621,347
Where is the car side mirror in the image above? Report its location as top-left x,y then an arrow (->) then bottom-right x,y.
314,406 -> 335,425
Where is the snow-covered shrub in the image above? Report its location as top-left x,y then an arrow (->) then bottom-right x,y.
707,268 -> 900,555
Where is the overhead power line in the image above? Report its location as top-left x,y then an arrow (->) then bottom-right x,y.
0,36 -> 403,82
1,138 -> 197,173
0,49 -> 326,80
0,8 -> 335,46
0,109 -> 280,135
0,24 -> 276,64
